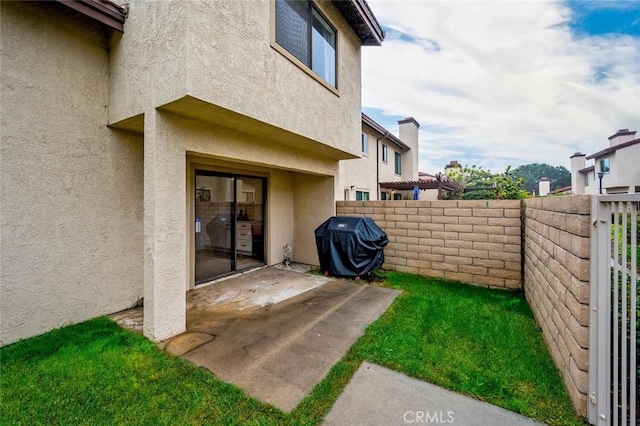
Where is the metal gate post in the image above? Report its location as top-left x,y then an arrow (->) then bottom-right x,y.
588,194 -> 639,426
588,195 -> 611,425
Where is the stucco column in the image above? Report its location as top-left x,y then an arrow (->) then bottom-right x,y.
398,117 -> 420,181
293,173 -> 336,266
143,110 -> 187,341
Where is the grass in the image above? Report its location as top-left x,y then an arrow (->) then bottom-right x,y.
611,212 -> 640,273
1,272 -> 586,425
348,272 -> 585,425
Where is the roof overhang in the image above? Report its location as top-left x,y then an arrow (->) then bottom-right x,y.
56,0 -> 127,32
586,138 -> 640,160
362,113 -> 410,151
331,0 -> 384,46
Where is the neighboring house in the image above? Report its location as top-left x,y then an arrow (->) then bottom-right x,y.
571,129 -> 640,195
0,0 -> 384,346
338,114 -> 419,201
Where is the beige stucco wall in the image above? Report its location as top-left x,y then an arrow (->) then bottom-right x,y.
0,2 -> 144,346
293,174 -> 336,265
378,144 -> 402,183
175,111 -> 339,266
337,126 -> 411,201
570,154 -> 587,195
109,0 -> 363,159
106,0 -> 366,341
2,0 -> 368,344
338,126 -> 379,200
522,195 -> 591,416
142,110 -> 340,340
399,121 -> 419,181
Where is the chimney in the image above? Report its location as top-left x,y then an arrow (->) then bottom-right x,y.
608,129 -> 637,147
570,152 -> 586,194
444,160 -> 460,176
398,117 -> 420,181
539,177 -> 550,196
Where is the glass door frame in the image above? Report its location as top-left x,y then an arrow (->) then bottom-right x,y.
190,166 -> 267,287
195,171 -> 236,282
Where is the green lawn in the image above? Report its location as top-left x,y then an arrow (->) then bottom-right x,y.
1,272 -> 586,425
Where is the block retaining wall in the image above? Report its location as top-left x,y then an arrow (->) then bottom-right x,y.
522,195 -> 591,416
336,200 -> 522,289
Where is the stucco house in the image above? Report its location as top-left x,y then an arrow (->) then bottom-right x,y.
338,113 -> 419,201
0,0 -> 384,346
570,129 -> 640,195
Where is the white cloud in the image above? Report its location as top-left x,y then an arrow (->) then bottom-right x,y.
362,0 -> 640,175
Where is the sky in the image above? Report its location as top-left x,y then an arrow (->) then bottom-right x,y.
361,0 -> 640,176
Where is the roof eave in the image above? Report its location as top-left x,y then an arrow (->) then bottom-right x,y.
331,0 -> 384,46
585,138 -> 640,160
361,113 -> 411,151
56,0 -> 127,32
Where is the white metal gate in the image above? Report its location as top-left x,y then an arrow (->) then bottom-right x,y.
589,194 -> 639,426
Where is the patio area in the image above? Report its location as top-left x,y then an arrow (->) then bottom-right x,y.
111,265 -> 401,411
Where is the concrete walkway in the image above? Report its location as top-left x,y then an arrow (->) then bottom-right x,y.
323,362 -> 545,426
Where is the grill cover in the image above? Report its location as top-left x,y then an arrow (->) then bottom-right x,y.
314,216 -> 388,277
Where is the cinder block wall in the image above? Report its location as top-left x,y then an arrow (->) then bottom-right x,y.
522,195 -> 591,416
335,200 -> 522,289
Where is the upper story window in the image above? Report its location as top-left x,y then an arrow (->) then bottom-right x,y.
584,173 -> 590,186
362,133 -> 369,154
382,144 -> 388,163
599,157 -> 610,173
395,152 -> 402,175
275,0 -> 337,87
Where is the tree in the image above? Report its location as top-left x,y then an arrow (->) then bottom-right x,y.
446,164 -> 495,190
514,163 -> 571,194
445,164 -> 527,200
495,166 -> 529,199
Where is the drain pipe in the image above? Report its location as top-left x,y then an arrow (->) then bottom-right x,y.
376,132 -> 389,199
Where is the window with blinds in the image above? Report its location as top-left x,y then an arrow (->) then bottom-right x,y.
275,0 -> 336,87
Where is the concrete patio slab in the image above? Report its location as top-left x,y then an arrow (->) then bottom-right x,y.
323,362 -> 545,426
164,332 -> 214,356
109,307 -> 143,334
187,265 -> 330,314
180,271 -> 401,412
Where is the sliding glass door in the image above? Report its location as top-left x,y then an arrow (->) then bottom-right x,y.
194,171 -> 265,284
